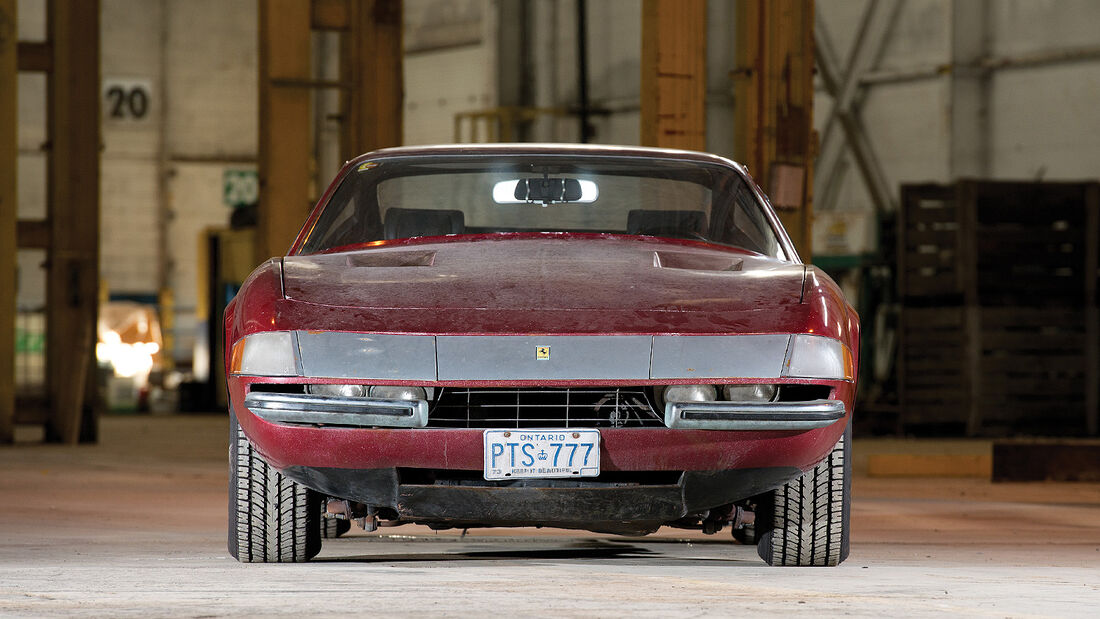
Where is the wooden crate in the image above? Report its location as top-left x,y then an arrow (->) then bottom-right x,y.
977,308 -> 1093,435
898,181 -> 1100,307
899,306 -> 1099,436
897,307 -> 972,429
897,184 -> 965,301
972,182 -> 1098,306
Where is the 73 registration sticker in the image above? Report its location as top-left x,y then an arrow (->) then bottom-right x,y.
483,429 -> 600,480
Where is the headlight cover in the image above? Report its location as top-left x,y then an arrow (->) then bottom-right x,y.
783,334 -> 854,380
722,384 -> 778,402
230,331 -> 300,376
663,385 -> 717,403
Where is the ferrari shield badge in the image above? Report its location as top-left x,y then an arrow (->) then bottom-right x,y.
535,346 -> 550,360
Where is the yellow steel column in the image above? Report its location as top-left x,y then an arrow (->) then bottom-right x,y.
0,0 -> 16,443
734,0 -> 815,258
257,0 -> 313,263
46,0 -> 100,443
640,0 -> 706,151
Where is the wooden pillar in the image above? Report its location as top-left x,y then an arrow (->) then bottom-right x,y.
0,0 -> 16,443
341,0 -> 403,159
640,0 -> 706,151
734,0 -> 815,258
46,0 -> 100,443
258,0 -> 403,262
257,0 -> 313,263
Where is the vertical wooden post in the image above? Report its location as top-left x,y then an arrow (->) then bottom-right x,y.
46,0 -> 100,443
640,0 -> 706,151
1085,183 -> 1099,436
341,0 -> 403,160
0,0 -> 16,443
257,0 -> 313,263
734,0 -> 815,258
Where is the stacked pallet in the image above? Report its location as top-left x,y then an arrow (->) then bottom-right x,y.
897,181 -> 1099,436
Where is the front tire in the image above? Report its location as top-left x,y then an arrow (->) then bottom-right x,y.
756,422 -> 851,567
228,412 -> 321,563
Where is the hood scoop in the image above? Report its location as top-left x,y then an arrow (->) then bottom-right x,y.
346,250 -> 436,268
653,251 -> 743,272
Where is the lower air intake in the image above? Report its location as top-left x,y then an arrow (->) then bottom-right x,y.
428,387 -> 663,429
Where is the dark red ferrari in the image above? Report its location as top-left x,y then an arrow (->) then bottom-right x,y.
225,144 -> 858,566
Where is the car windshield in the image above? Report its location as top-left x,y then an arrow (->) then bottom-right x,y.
297,153 -> 782,257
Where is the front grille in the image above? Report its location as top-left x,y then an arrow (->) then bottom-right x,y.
428,387 -> 664,429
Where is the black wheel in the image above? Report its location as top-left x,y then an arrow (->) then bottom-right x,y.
731,522 -> 757,545
321,511 -> 351,538
756,422 -> 851,567
228,412 -> 321,563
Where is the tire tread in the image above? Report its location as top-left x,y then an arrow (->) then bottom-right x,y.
228,417 -> 320,563
758,425 -> 850,567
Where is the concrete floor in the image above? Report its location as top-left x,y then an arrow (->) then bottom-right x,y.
1,416 -> 1098,617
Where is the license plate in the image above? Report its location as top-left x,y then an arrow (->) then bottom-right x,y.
483,429 -> 600,480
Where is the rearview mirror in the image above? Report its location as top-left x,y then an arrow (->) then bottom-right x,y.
493,178 -> 599,205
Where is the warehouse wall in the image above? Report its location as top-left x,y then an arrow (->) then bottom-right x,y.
13,0 -> 1100,365
987,0 -> 1100,179
520,1 -> 756,158
816,0 -> 1100,217
15,0 -> 45,313
405,0 -> 496,145
98,0 -> 257,363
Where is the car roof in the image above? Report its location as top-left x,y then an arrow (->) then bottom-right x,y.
353,143 -> 750,173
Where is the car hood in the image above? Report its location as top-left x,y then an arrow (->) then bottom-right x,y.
282,236 -> 805,316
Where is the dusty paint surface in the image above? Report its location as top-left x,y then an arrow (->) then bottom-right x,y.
1,416 -> 1098,617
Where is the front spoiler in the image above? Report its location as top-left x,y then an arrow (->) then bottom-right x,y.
283,465 -> 804,535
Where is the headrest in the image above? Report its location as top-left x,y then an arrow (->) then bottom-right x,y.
626,210 -> 707,237
384,208 -> 465,240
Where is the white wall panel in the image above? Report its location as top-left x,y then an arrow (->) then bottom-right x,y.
405,45 -> 494,145
989,63 -> 1100,180
166,163 -> 241,357
100,160 -> 160,293
99,0 -> 164,294
991,0 -> 1100,56
165,0 -> 257,159
874,0 -> 950,69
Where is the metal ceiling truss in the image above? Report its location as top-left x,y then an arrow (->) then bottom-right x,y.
813,0 -> 900,213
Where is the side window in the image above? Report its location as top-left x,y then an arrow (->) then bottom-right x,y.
708,180 -> 777,255
732,185 -> 778,256
300,175 -> 384,252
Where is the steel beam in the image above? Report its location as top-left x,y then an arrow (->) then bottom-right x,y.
814,0 -> 899,211
816,0 -> 898,165
45,0 -> 100,444
734,0 -> 815,257
640,0 -> 706,151
814,19 -> 896,213
0,0 -> 16,443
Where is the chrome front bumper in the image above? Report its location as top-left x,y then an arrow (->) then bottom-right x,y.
245,392 -> 845,431
664,399 -> 846,430
244,392 -> 430,428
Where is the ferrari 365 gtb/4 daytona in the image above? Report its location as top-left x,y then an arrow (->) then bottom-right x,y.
225,144 -> 858,567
